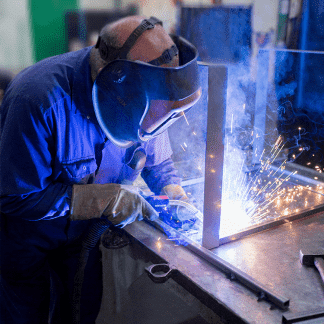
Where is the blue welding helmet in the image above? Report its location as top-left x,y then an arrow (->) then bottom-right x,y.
92,34 -> 201,148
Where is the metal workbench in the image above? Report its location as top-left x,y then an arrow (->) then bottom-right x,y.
122,211 -> 324,324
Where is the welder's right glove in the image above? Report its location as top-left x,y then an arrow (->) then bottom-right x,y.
160,184 -> 200,222
70,183 -> 159,227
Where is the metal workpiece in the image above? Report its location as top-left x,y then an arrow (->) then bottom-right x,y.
282,307 -> 324,324
125,211 -> 324,324
202,64 -> 227,249
219,199 -> 324,246
213,212 -> 324,323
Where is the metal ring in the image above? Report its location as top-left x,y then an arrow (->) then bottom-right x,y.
145,263 -> 176,283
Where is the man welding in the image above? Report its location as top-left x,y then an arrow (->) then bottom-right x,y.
0,15 -> 201,323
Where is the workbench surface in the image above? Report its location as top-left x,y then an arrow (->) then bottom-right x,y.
126,211 -> 324,324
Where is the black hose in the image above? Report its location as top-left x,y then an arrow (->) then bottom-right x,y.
72,219 -> 111,324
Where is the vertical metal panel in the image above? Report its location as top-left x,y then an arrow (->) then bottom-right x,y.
252,50 -> 270,164
202,65 -> 227,249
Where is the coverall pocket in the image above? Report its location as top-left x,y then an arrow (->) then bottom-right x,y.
61,157 -> 98,184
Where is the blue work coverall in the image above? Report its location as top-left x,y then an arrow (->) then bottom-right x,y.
0,46 -> 180,323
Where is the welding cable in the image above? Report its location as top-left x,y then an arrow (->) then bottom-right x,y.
72,219 -> 111,324
168,200 -> 203,222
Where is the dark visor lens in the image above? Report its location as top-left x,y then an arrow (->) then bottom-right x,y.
140,88 -> 202,134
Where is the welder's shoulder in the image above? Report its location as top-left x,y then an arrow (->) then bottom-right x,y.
4,48 -> 90,114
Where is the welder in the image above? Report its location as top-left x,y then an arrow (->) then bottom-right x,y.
0,15 -> 201,324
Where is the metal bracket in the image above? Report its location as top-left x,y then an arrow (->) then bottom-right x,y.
145,263 -> 178,284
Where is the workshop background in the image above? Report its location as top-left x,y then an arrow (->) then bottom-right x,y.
1,0 -> 286,74
1,1 -> 324,324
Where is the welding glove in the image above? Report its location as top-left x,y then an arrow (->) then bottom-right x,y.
161,184 -> 190,202
160,184 -> 199,222
70,183 -> 159,227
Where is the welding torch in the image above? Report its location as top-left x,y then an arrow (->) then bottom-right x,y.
145,194 -> 203,229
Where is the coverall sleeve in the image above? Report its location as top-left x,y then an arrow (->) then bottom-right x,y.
141,157 -> 181,195
141,131 -> 181,195
0,93 -> 71,221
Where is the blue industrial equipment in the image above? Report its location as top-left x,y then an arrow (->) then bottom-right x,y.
179,5 -> 252,64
